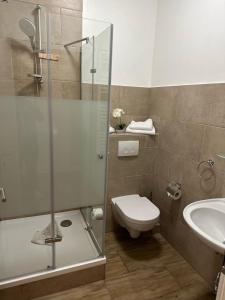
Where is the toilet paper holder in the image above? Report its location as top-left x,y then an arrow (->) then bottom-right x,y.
166,181 -> 182,200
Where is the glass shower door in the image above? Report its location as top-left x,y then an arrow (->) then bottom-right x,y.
48,11 -> 112,267
0,0 -> 53,281
80,23 -> 113,253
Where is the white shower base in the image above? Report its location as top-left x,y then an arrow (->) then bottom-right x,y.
0,210 -> 99,282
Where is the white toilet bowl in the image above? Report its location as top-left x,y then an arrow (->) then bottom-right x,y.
111,194 -> 160,238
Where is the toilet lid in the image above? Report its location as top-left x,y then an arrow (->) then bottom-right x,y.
113,195 -> 160,224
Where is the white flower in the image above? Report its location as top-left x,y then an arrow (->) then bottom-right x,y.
112,108 -> 125,119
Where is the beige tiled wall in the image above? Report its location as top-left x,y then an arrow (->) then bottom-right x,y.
0,0 -> 82,98
108,83 -> 225,286
149,83 -> 225,285
0,0 -> 83,220
107,85 -> 156,231
110,85 -> 151,128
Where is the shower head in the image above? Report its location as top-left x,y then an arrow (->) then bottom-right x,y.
19,18 -> 36,39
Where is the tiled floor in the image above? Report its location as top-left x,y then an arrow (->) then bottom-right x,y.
36,231 -> 215,300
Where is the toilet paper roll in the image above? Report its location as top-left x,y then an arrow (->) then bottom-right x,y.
166,182 -> 182,200
91,208 -> 104,220
167,189 -> 182,201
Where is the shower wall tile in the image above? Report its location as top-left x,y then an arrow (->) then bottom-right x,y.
0,0 -> 83,98
11,41 -> 35,80
0,1 -> 37,40
61,81 -> 80,99
61,13 -> 82,45
47,80 -> 80,99
93,84 -> 110,101
150,83 -> 225,286
0,80 -> 15,95
61,8 -> 82,17
81,83 -> 93,101
0,39 -> 13,80
51,46 -> 81,82
50,13 -> 62,45
14,79 -> 37,96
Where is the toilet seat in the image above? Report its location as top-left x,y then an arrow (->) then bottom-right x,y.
112,195 -> 160,225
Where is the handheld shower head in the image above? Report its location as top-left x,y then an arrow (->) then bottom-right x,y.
19,18 -> 36,38
19,18 -> 36,49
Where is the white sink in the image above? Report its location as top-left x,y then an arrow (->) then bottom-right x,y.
183,198 -> 225,254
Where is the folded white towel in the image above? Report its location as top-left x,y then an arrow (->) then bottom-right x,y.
31,220 -> 62,246
129,119 -> 153,131
109,126 -> 115,133
126,126 -> 156,135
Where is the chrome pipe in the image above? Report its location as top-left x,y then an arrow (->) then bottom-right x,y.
64,37 -> 89,48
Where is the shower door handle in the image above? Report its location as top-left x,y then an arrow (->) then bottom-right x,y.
0,187 -> 6,202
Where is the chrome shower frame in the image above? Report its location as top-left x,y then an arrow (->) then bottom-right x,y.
64,37 -> 89,48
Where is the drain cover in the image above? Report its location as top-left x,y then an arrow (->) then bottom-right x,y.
60,220 -> 72,227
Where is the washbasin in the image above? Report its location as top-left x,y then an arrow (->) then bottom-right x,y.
183,198 -> 225,254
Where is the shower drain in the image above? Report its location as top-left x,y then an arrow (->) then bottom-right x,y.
60,220 -> 72,227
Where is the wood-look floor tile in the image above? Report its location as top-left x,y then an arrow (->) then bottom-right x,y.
105,232 -> 120,259
106,230 -> 164,256
155,282 -> 215,300
106,269 -> 179,300
35,280 -> 111,300
166,259 -> 205,288
118,235 -> 183,273
35,232 -> 213,300
106,256 -> 128,280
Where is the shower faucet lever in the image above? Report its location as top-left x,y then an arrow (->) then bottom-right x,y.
0,187 -> 6,202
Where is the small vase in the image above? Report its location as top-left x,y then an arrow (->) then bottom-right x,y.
115,128 -> 126,134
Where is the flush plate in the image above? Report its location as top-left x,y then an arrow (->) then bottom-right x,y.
118,140 -> 139,157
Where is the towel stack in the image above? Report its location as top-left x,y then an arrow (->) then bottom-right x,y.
126,118 -> 155,135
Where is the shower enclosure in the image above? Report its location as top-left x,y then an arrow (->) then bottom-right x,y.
0,0 -> 112,288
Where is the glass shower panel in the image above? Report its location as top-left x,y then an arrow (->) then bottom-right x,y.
81,36 -> 94,100
89,25 -> 112,251
0,0 -> 53,281
48,12 -> 112,267
80,23 -> 112,253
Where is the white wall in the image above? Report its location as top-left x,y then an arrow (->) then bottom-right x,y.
83,0 -> 158,87
84,0 -> 225,87
151,0 -> 225,86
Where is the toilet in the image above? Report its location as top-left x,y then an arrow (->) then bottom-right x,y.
111,194 -> 160,238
